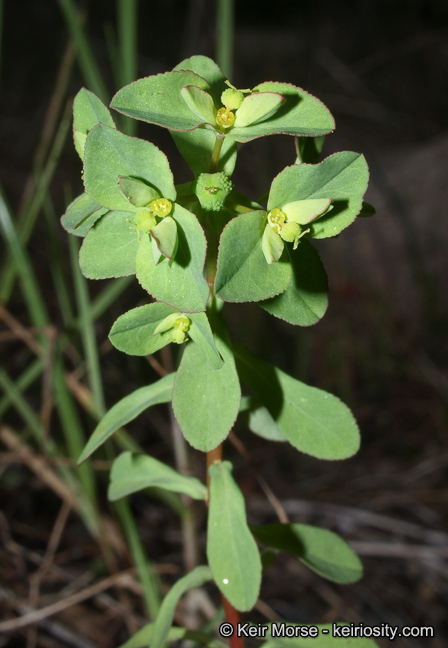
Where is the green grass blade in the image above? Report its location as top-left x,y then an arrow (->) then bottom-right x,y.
116,0 -> 138,135
68,235 -> 162,619
43,195 -> 75,326
117,0 -> 137,87
0,0 -> 3,89
0,104 -> 72,305
68,235 -> 106,415
216,0 -> 234,78
0,358 -> 45,419
53,357 -> 99,509
0,186 -> 49,328
0,368 -> 47,440
57,0 -> 109,102
115,497 -> 161,619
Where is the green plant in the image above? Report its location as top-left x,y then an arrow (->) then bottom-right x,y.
62,54 -> 377,647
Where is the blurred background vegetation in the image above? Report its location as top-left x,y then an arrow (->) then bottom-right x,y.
1,1 -> 448,647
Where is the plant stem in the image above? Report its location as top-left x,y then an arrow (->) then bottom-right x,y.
206,443 -> 223,491
210,6 -> 244,641
209,136 -> 225,173
222,596 -> 245,648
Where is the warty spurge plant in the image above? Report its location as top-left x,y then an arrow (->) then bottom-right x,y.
62,55 -> 378,648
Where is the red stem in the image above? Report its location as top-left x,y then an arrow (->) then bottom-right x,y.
222,593 -> 245,648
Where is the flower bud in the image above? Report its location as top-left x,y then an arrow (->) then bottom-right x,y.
221,88 -> 245,110
134,208 -> 156,233
279,220 -> 302,243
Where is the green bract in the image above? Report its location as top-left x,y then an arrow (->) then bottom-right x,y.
111,55 -> 335,145
62,53 -> 378,648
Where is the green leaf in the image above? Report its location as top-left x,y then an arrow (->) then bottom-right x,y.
215,211 -> 292,302
108,452 -> 207,501
260,625 -> 380,647
148,566 -> 213,648
260,241 -> 328,327
239,397 -> 287,442
234,345 -> 360,460
283,198 -> 332,225
174,55 -> 227,100
73,88 -> 116,159
229,82 -> 335,143
267,153 -> 369,239
61,192 -> 107,237
171,128 -> 237,176
109,302 -> 186,355
207,461 -> 262,611
181,85 -> 217,125
77,373 -> 174,463
118,624 -> 227,648
83,124 -> 175,211
295,135 -> 326,164
150,216 -> 178,261
136,204 -> 209,313
118,176 -> 160,207
172,323 -> 240,451
262,224 -> 284,264
189,312 -> 224,370
79,210 -> 139,279
234,92 -> 285,128
251,523 -> 363,583
111,70 -> 215,132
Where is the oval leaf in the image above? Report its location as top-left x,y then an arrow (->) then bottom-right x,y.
77,373 -> 174,463
61,192 -> 107,238
174,55 -> 227,99
73,88 -> 116,158
229,81 -> 335,143
239,397 -> 287,442
215,211 -> 292,303
188,312 -> 224,370
136,204 -> 209,313
172,324 -> 240,451
111,70 -> 214,132
79,210 -> 139,279
83,124 -> 175,211
283,198 -> 332,225
108,452 -> 207,501
207,461 -> 262,611
181,85 -> 216,125
260,241 -> 328,327
234,345 -> 360,460
262,224 -> 284,264
251,523 -> 363,583
150,216 -> 178,260
267,153 -> 369,238
109,302 -> 184,355
234,92 -> 285,128
119,176 -> 160,207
